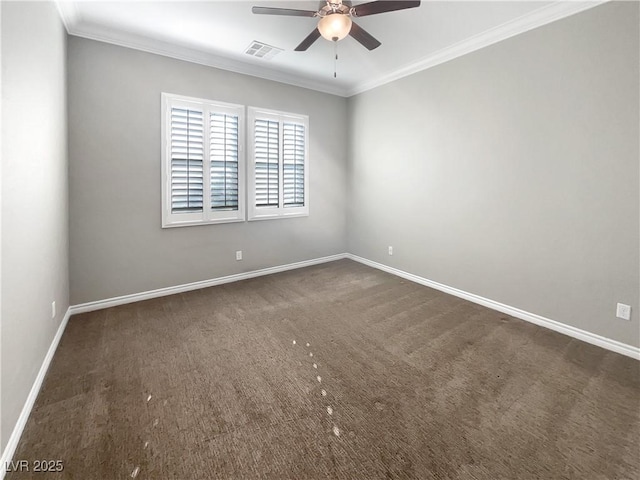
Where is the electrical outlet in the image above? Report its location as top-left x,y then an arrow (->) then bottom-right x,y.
236,250 -> 243,261
51,301 -> 56,319
388,246 -> 393,256
616,303 -> 631,321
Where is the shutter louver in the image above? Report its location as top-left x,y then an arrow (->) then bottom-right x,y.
283,123 -> 305,207
255,119 -> 280,207
171,107 -> 204,213
210,113 -> 239,210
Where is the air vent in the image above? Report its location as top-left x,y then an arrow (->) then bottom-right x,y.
245,41 -> 283,60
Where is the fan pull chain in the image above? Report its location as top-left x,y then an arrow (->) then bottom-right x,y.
333,40 -> 338,78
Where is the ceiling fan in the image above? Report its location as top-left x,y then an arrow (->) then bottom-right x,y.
252,0 -> 421,51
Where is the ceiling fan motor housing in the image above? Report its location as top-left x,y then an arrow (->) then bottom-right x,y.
253,1 -> 421,51
318,1 -> 353,18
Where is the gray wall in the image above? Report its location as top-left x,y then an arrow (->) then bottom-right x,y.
68,38 -> 348,305
347,2 -> 640,347
1,1 -> 69,450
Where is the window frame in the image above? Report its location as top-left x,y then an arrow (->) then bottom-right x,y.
161,93 -> 245,228
247,106 -> 309,221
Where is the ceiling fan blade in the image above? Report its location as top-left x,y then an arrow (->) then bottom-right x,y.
352,0 -> 421,17
295,28 -> 322,51
349,22 -> 381,50
252,6 -> 317,17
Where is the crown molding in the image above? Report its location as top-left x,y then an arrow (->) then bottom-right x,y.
347,0 -> 608,96
55,1 -> 607,99
54,0 -> 81,33
67,23 -> 350,97
54,0 -> 350,97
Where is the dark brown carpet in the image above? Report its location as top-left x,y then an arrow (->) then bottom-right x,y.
7,259 -> 640,479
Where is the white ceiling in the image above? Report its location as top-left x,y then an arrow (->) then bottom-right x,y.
56,1 -> 605,96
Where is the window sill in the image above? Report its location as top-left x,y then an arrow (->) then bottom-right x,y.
162,217 -> 245,228
248,211 -> 309,222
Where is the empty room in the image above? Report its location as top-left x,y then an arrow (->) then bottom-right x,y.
1,0 -> 639,478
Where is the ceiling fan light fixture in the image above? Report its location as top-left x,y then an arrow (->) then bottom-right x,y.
318,14 -> 352,42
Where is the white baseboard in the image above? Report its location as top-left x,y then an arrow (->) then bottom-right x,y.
69,253 -> 348,315
1,251 -> 637,476
70,251 -> 640,360
347,254 -> 639,361
1,307 -> 72,479
1,253 -> 347,476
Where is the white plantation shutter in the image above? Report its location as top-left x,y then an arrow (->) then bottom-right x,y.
248,107 -> 309,220
210,113 -> 239,210
254,119 -> 280,207
283,122 -> 305,207
162,94 -> 245,227
170,107 -> 204,212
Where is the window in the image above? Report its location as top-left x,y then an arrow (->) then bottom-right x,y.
161,93 -> 245,227
248,107 -> 309,220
